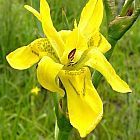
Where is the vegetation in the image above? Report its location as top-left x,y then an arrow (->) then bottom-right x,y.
0,0 -> 139,139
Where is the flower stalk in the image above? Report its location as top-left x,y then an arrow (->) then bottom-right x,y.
53,94 -> 72,140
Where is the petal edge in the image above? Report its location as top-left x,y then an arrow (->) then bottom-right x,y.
37,56 -> 64,96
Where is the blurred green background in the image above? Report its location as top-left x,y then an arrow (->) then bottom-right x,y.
0,0 -> 139,140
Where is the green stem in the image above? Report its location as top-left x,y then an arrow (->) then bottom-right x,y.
52,93 -> 72,140
57,131 -> 70,140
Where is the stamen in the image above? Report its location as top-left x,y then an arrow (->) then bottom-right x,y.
68,48 -> 76,61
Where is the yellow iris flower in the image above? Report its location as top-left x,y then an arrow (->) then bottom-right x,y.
6,0 -> 132,137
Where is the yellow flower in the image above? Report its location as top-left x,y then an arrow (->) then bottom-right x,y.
31,86 -> 40,95
6,0 -> 132,137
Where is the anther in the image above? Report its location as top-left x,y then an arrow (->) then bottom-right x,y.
68,48 -> 76,61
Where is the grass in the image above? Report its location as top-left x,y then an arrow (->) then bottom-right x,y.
0,0 -> 139,140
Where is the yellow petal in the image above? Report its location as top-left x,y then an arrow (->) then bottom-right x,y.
85,48 -> 132,93
24,5 -> 41,21
78,0 -> 103,40
6,46 -> 39,70
60,28 -> 88,65
6,38 -> 59,70
29,38 -> 59,62
66,28 -> 88,51
40,0 -> 65,58
58,30 -> 71,43
59,67 -> 103,137
88,32 -> 111,53
37,56 -> 64,97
